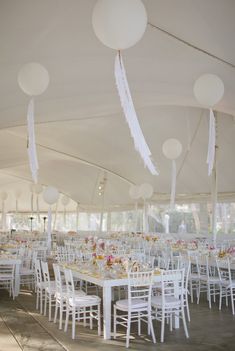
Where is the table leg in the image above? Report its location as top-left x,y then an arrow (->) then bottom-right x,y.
103,284 -> 112,339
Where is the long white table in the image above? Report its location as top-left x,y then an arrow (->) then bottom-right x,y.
70,269 -> 180,340
0,257 -> 21,297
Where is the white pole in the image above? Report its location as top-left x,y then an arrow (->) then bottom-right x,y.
76,203 -> 79,232
212,113 -> 218,245
134,201 -> 138,233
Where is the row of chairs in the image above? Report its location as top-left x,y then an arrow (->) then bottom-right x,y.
35,259 -> 101,339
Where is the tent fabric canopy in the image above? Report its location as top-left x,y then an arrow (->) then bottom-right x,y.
0,0 -> 235,212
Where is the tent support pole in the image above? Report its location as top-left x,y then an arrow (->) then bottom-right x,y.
212,113 -> 218,246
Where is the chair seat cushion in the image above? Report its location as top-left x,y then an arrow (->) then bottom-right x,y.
55,289 -> 86,300
151,295 -> 181,308
115,298 -> 148,311
69,295 -> 101,307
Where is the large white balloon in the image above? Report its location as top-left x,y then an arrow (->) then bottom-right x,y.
1,192 -> 8,201
61,195 -> 70,207
139,183 -> 154,199
18,62 -> 49,96
43,186 -> 59,205
162,139 -> 182,160
194,74 -> 224,108
129,185 -> 140,200
92,0 -> 147,50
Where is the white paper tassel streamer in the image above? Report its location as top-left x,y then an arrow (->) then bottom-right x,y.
170,160 -> 176,210
47,207 -> 52,251
115,53 -> 158,175
27,98 -> 39,183
207,108 -> 216,176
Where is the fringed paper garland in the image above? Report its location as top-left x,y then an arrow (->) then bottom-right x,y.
207,108 -> 216,176
115,52 -> 158,175
27,98 -> 39,183
170,160 -> 176,210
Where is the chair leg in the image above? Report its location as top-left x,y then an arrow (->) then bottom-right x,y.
59,301 -> 63,330
219,287 -> 223,310
90,306 -> 93,330
72,308 -> 76,339
44,293 -> 47,316
113,306 -> 117,339
197,282 -> 201,304
230,288 -> 235,315
54,300 -> 58,324
181,308 -> 189,338
148,313 -> 156,344
49,295 -> 52,321
160,310 -> 165,343
138,312 -> 141,335
126,313 -> 131,348
208,284 -> 212,309
64,306 -> 69,332
36,289 -> 39,310
186,295 -> 191,322
40,290 -> 43,314
97,304 -> 101,336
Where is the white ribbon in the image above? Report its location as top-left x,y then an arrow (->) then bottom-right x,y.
170,160 -> 176,210
115,52 -> 158,175
27,98 -> 39,183
47,206 -> 52,251
207,108 -> 216,176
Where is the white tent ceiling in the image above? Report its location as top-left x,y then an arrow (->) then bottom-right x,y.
0,0 -> 235,212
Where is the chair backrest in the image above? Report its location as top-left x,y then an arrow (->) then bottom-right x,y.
41,261 -> 51,288
216,257 -> 231,284
160,269 -> 184,304
35,259 -> 42,285
53,263 -> 64,295
0,263 -> 15,279
127,270 -> 153,309
64,268 -> 75,301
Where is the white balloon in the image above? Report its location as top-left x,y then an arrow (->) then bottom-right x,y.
162,139 -> 182,160
194,74 -> 224,108
43,186 -> 59,205
1,192 -> 8,201
129,185 -> 140,200
18,62 -> 49,96
92,0 -> 147,50
61,195 -> 70,207
139,183 -> 154,199
34,184 -> 43,195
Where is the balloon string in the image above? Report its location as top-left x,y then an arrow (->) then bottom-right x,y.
170,160 -> 176,210
207,108 -> 216,176
27,98 -> 39,183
